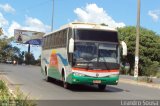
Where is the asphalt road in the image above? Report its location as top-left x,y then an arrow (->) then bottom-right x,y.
0,63 -> 160,100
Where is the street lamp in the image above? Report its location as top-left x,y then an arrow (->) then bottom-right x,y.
134,0 -> 141,80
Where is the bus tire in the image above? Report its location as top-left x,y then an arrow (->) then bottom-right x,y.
45,67 -> 50,82
98,84 -> 106,91
62,73 -> 69,89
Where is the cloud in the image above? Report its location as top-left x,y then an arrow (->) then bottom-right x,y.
148,9 -> 160,22
7,21 -> 21,37
0,3 -> 15,13
6,16 -> 50,38
74,3 -> 125,28
0,12 -> 9,26
24,16 -> 50,32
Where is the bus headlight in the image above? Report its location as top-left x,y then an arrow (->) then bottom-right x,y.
73,72 -> 85,77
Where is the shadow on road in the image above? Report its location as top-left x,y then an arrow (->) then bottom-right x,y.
45,78 -> 124,93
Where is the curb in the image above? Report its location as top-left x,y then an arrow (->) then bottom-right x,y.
119,78 -> 160,89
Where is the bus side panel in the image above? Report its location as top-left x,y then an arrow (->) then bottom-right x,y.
41,49 -> 50,76
41,48 -> 71,81
55,48 -> 72,81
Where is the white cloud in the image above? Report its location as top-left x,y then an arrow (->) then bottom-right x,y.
8,21 -> 21,37
74,3 -> 125,28
24,16 -> 50,32
0,12 -> 9,26
0,3 -> 15,13
148,9 -> 160,22
6,16 -> 50,38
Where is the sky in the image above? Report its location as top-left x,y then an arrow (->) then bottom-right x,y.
0,0 -> 160,59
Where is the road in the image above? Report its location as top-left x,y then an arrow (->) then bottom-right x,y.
0,63 -> 160,100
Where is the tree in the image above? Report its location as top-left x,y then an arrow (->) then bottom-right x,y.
0,39 -> 8,61
36,55 -> 41,66
18,51 -> 25,64
24,52 -> 36,65
118,26 -> 160,76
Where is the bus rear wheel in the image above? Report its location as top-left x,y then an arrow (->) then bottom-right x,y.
98,84 -> 106,90
45,67 -> 50,82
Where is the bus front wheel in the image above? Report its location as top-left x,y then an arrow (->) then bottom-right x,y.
62,75 -> 69,89
98,84 -> 106,90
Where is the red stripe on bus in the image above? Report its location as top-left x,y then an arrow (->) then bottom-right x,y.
72,68 -> 119,73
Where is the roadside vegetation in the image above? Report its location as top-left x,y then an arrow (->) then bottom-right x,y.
0,37 -> 40,66
118,26 -> 160,82
0,80 -> 36,106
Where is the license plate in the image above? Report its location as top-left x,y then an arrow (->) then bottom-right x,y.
93,80 -> 101,84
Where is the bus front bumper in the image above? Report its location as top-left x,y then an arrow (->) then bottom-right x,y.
67,73 -> 119,85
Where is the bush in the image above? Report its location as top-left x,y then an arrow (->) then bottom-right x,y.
141,60 -> 159,77
138,76 -> 153,83
0,80 -> 36,106
156,72 -> 160,78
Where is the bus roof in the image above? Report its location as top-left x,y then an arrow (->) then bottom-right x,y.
61,22 -> 117,31
44,22 -> 117,37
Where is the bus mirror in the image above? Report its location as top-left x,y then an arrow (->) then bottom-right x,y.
121,41 -> 127,56
69,38 -> 74,53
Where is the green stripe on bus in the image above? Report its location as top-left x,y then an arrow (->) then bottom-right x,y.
48,67 -> 62,80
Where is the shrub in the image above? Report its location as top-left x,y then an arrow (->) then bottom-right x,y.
0,80 -> 36,106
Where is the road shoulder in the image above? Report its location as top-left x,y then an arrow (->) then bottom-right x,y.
119,78 -> 160,89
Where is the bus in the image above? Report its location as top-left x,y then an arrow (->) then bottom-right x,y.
41,22 -> 127,90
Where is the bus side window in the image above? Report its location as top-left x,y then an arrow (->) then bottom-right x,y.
63,29 -> 67,47
42,37 -> 44,50
48,35 -> 51,49
50,34 -> 53,48
54,33 -> 57,47
44,37 -> 48,49
47,36 -> 50,49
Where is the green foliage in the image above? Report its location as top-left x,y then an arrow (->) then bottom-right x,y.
0,80 -> 36,106
0,38 -> 39,65
118,26 -> 160,76
24,52 -> 36,65
156,72 -> 160,78
0,80 -> 13,105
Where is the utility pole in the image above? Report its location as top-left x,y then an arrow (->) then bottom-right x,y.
51,0 -> 54,31
134,0 -> 141,80
28,44 -> 30,54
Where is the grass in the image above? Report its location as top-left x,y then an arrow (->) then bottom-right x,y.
0,80 -> 36,106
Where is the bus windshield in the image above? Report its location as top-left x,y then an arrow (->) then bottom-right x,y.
73,42 -> 118,63
75,29 -> 118,42
73,42 -> 98,62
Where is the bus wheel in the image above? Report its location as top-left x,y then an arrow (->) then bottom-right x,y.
45,67 -> 50,82
98,84 -> 106,91
62,76 -> 69,89
45,75 -> 51,82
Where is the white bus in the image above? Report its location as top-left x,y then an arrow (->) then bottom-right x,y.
41,22 -> 127,90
